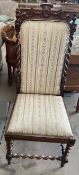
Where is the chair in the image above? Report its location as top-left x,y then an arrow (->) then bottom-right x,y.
5,4 -> 76,167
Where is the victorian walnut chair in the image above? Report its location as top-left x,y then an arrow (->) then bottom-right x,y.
5,4 -> 76,167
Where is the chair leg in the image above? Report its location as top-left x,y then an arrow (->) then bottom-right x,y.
7,63 -> 12,86
76,98 -> 79,113
61,139 -> 75,167
6,139 -> 12,165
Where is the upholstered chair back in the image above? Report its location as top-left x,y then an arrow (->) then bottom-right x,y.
20,20 -> 69,95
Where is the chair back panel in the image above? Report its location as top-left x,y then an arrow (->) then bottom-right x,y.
20,20 -> 69,95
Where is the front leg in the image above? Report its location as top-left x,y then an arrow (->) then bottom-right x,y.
61,139 -> 75,167
6,138 -> 13,165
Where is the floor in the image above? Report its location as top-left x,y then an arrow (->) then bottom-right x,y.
0,45 -> 79,175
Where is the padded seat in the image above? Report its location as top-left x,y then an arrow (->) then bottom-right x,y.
7,94 -> 73,137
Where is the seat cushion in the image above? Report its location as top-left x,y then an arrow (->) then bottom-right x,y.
7,94 -> 73,137
20,21 -> 69,95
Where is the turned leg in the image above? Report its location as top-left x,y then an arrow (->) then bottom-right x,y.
13,66 -> 15,75
7,63 -> 12,86
61,139 -> 75,167
6,139 -> 12,165
76,98 -> 79,113
0,49 -> 3,71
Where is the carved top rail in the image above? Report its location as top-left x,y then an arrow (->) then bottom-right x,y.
15,3 -> 76,34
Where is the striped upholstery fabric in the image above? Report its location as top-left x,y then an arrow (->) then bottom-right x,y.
7,94 -> 73,137
20,21 -> 69,95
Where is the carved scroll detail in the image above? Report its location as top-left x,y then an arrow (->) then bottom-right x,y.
15,9 -> 21,93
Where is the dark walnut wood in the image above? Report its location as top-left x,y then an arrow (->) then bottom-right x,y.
5,4 -> 76,167
76,98 -> 79,113
6,139 -> 13,165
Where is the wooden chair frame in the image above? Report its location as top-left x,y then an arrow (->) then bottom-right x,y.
5,3 -> 76,167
